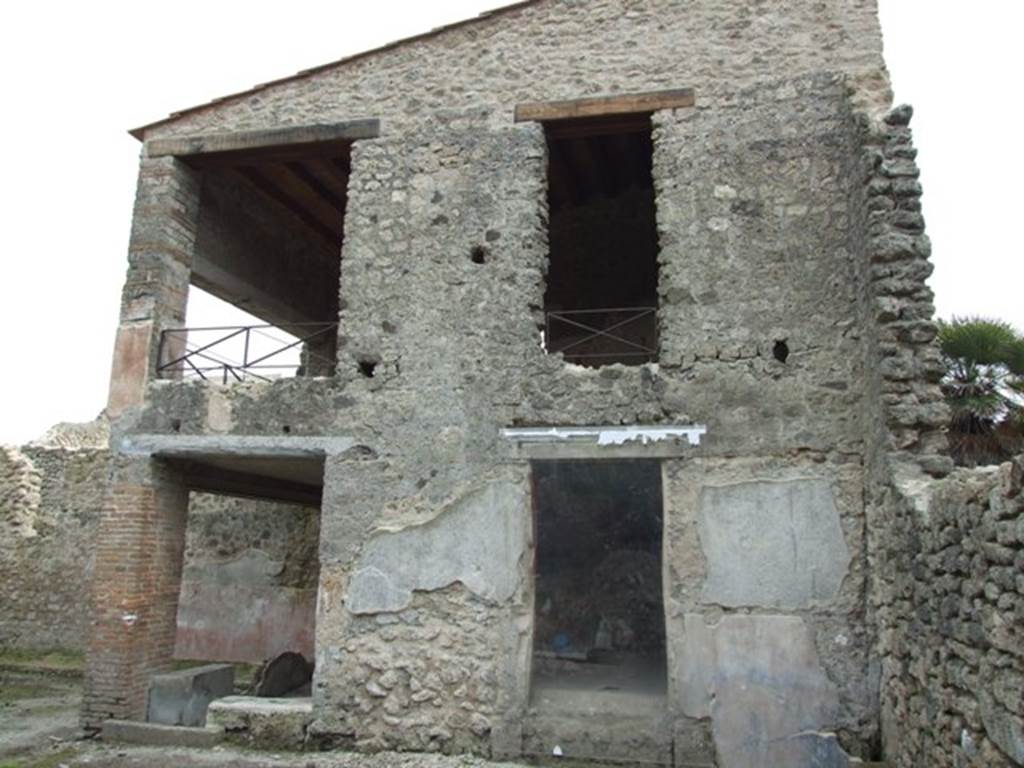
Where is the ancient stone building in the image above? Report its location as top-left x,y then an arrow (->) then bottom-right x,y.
66,1 -> 1021,766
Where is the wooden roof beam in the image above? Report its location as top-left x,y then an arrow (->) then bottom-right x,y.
515,88 -> 694,123
146,119 -> 379,160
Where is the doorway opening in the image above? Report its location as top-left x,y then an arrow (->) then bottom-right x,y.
530,459 -> 666,705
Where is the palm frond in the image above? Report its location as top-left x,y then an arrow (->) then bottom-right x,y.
937,316 -> 1021,367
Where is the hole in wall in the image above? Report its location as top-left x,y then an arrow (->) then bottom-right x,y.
282,425 -> 292,435
170,419 -> 182,433
470,246 -> 487,265
358,360 -> 378,378
773,340 -> 790,364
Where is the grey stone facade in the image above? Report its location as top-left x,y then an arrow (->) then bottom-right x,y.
0,1 -> 1008,766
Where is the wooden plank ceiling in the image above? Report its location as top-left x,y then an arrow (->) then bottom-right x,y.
545,112 -> 653,212
182,139 -> 352,249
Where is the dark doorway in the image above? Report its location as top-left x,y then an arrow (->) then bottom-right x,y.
530,460 -> 666,702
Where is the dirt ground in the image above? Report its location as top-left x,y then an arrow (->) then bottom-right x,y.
3,742 -> 539,768
0,667 -> 81,766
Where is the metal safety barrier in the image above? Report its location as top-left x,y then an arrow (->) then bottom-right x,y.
157,322 -> 337,382
545,307 -> 657,364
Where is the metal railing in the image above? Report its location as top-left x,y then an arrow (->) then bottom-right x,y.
157,322 -> 338,382
545,307 -> 657,364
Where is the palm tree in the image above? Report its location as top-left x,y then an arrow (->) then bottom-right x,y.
937,317 -> 1024,466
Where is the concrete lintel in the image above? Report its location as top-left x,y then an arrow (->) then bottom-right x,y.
501,425 -> 706,460
117,434 -> 357,458
504,424 -> 705,445
145,120 -> 380,159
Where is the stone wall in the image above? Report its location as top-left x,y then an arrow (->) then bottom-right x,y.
0,444 -> 107,651
875,458 -> 1023,767
1,437 -> 320,664
139,0 -> 891,140
847,103 -> 1023,768
860,105 -> 951,479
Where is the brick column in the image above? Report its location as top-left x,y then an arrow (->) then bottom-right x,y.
81,457 -> 189,729
107,155 -> 201,417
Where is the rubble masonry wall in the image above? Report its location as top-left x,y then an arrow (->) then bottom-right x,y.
875,459 -> 1024,767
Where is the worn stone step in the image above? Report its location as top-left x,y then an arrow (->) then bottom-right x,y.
207,695 -> 313,749
101,719 -> 224,748
522,711 -> 674,766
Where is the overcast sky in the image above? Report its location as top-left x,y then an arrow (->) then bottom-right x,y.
1,1 -> 1021,445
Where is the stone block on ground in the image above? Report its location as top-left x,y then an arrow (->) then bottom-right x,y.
207,695 -> 313,750
146,663 -> 235,727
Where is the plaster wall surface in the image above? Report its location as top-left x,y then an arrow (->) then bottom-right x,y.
698,478 -> 850,608
175,492 -> 320,663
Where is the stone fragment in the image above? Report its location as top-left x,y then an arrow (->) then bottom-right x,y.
885,104 -> 914,126
253,652 -> 313,697
147,664 -> 235,727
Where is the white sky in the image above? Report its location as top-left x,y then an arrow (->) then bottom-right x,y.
0,1 -> 1021,445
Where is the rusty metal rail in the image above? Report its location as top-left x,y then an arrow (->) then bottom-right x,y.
157,323 -> 337,382
545,307 -> 657,363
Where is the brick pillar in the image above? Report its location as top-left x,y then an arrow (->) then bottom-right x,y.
81,457 -> 188,729
107,155 -> 201,417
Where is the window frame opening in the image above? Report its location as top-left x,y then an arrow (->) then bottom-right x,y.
538,112 -> 662,368
158,133 -> 361,382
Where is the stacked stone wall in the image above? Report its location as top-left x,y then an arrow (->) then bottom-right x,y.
877,458 -> 1023,767
861,106 -> 951,479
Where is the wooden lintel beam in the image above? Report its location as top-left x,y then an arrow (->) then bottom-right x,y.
515,88 -> 695,123
146,119 -> 380,159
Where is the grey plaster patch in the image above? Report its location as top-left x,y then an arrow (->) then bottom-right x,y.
677,614 -> 851,768
698,478 -> 849,608
347,480 -> 528,614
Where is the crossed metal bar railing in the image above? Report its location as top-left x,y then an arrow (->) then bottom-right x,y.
157,322 -> 338,383
545,307 -> 657,363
